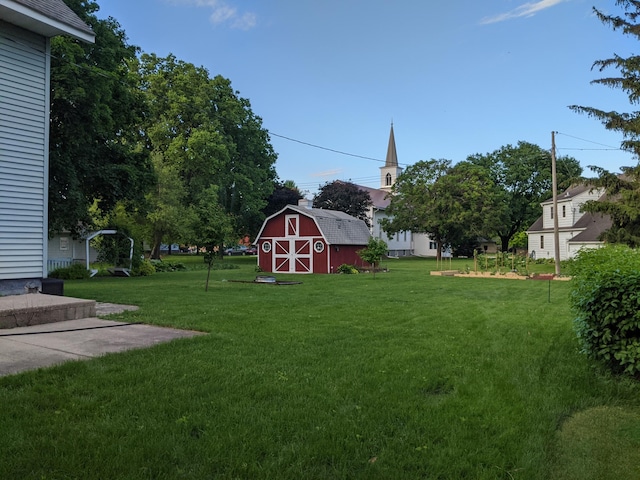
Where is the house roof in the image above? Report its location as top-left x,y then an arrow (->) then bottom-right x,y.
568,213 -> 612,243
540,184 -> 591,205
257,205 -> 371,246
1,0 -> 95,42
527,215 -> 544,233
356,184 -> 391,209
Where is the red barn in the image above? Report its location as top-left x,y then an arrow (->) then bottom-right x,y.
255,204 -> 372,274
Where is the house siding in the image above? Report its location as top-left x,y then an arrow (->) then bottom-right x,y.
0,21 -> 49,283
528,187 -> 607,261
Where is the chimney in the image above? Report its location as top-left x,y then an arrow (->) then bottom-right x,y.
298,198 -> 313,209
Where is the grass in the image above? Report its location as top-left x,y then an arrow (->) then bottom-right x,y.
1,255 -> 639,479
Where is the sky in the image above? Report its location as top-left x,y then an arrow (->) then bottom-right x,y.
97,0 -> 638,195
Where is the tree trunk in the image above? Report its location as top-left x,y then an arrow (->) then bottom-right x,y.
499,234 -> 511,253
150,233 -> 163,260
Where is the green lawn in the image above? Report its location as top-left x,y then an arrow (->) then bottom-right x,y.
1,256 -> 639,479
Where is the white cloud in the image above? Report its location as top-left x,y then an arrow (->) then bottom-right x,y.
480,0 -> 567,25
169,0 -> 257,30
232,12 -> 257,30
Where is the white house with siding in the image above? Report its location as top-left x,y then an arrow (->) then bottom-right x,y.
527,184 -> 610,261
0,0 -> 94,294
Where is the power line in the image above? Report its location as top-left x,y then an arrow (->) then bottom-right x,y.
269,131 -> 410,166
269,132 -> 385,163
556,131 -> 622,150
557,148 -> 621,151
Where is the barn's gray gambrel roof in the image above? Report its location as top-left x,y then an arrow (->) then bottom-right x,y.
257,205 -> 371,246
1,0 -> 95,42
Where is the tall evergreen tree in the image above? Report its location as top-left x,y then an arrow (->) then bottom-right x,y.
569,0 -> 640,157
569,1 -> 640,247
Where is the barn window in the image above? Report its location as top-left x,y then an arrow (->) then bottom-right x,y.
314,241 -> 325,253
262,242 -> 272,253
286,214 -> 299,237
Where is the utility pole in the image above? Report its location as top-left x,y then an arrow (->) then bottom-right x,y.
551,131 -> 561,276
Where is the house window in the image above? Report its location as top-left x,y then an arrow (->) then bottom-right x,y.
550,206 -> 553,219
429,241 -> 437,250
562,205 -> 566,218
385,173 -> 392,186
540,236 -> 544,249
403,231 -> 407,242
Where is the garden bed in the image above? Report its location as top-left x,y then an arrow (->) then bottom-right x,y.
430,271 -> 570,280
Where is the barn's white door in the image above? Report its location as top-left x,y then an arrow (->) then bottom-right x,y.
273,239 -> 312,273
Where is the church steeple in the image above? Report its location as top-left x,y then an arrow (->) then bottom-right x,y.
380,123 -> 402,190
385,122 -> 398,167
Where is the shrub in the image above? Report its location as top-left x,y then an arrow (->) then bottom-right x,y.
336,263 -> 359,274
570,245 -> 640,376
134,260 -> 156,276
150,260 -> 187,272
49,263 -> 90,280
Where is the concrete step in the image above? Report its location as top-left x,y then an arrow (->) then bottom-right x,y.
0,294 -> 96,329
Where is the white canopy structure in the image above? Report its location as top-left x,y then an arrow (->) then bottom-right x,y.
85,230 -> 134,277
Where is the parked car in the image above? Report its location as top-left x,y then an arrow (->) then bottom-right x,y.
224,245 -> 248,256
245,246 -> 258,255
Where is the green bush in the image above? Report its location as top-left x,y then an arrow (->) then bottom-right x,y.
49,263 -> 90,280
150,260 -> 187,272
336,263 -> 359,274
570,245 -> 640,376
134,259 -> 156,276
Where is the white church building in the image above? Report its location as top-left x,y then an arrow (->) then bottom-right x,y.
355,124 -> 443,258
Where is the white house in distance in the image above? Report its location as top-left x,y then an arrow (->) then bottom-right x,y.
527,184 -> 611,261
0,0 -> 95,294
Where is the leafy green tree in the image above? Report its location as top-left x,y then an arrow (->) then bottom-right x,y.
136,54 -> 277,254
467,142 -> 581,251
191,186 -> 234,291
357,237 -> 388,278
145,154 -> 196,259
382,160 -> 498,261
49,0 -> 153,236
313,181 -> 373,226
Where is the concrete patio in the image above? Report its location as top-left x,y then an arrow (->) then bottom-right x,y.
0,294 -> 204,376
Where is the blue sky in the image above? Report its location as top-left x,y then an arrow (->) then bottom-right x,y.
97,0 -> 637,195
